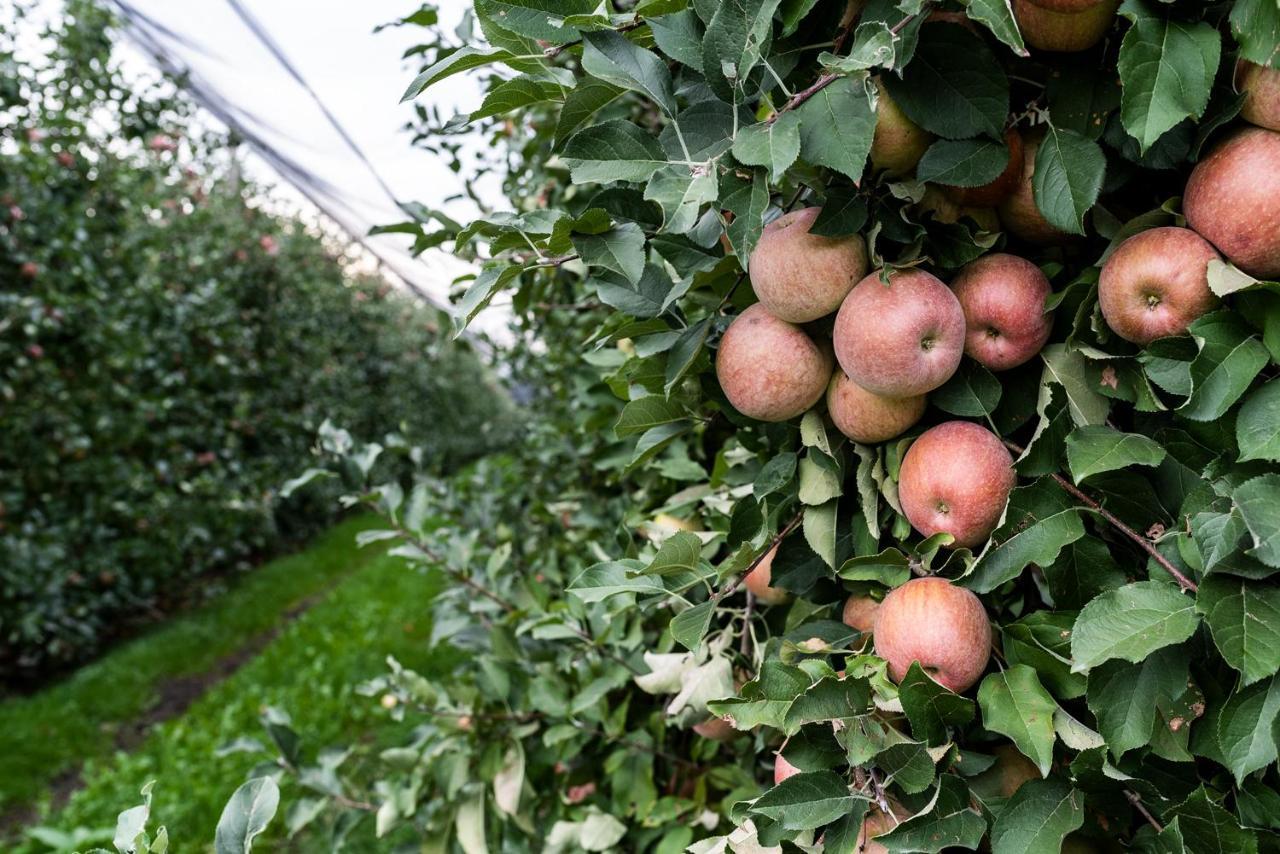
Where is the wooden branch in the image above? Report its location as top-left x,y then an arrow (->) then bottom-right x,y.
1002,441 -> 1198,594
717,510 -> 804,601
1125,790 -> 1165,834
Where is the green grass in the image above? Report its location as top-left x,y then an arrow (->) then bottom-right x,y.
0,515 -> 388,815
14,530 -> 456,851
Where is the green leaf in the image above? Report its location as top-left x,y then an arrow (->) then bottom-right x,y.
749,770 -> 856,830
990,780 -> 1084,854
1179,312 -> 1270,422
475,0 -> 596,42
1086,645 -> 1189,758
401,47 -> 518,101
1117,1 -> 1221,153
965,477 -> 1085,594
555,81 -> 626,148
569,561 -> 665,602
1237,379 -> 1280,462
1032,125 -> 1106,235
647,531 -> 704,575
702,0 -> 785,101
1166,786 -> 1259,854
616,395 -> 686,438
796,78 -> 878,183
644,168 -> 719,234
572,222 -> 647,284
722,169 -> 770,262
931,359 -> 1002,416
878,775 -> 987,852
1002,611 -> 1087,700
1070,581 -> 1200,672
1198,575 -> 1280,685
899,662 -> 976,746
804,501 -> 837,569
582,30 -> 678,116
1230,0 -> 1280,67
670,600 -> 715,650
882,23 -> 1009,139
959,0 -> 1028,56
1064,424 -> 1167,484
977,666 -> 1058,776
455,264 -> 524,335
838,548 -> 912,587
754,451 -> 798,501
798,452 -> 842,506
877,740 -> 937,794
664,317 -> 712,394
783,676 -> 873,732
214,778 -> 279,854
708,661 -> 809,730
810,188 -> 868,237
1217,676 -> 1280,783
732,112 -> 802,180
467,76 -> 563,123
917,137 -> 1011,187
1040,344 -> 1110,426
1234,474 -> 1280,568
648,9 -> 702,67
1042,537 -> 1128,610
562,120 -> 671,184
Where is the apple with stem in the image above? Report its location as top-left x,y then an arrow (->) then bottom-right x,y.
898,421 -> 1015,548
1098,227 -> 1220,345
951,253 -> 1053,369
874,576 -> 992,692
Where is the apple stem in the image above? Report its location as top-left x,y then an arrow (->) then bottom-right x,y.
1002,441 -> 1199,594
741,591 -> 756,657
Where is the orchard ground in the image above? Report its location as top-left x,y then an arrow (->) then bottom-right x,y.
0,516 -> 456,851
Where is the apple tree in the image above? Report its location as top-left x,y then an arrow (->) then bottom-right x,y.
238,0 -> 1280,851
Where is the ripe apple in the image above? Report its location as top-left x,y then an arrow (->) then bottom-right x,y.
842,594 -> 880,633
898,421 -> 1015,548
744,544 -> 789,605
19,262 -> 39,279
918,186 -> 1002,232
692,717 -> 738,741
774,753 -> 800,784
716,304 -> 833,422
942,128 -> 1024,207
1098,226 -> 1220,345
973,744 -> 1041,798
1012,0 -> 1119,52
749,206 -> 869,323
1184,127 -> 1280,278
998,133 -> 1072,244
950,253 -> 1053,370
1237,61 -> 1280,131
827,370 -> 926,444
873,576 -> 992,692
870,76 -> 933,176
833,268 -> 966,397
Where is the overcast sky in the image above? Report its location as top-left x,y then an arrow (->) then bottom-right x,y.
29,0 -> 515,334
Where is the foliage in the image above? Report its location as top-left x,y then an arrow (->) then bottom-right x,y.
0,2 -> 515,676
27,0 -> 1280,851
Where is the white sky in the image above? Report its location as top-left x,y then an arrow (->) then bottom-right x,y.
24,0 -> 515,337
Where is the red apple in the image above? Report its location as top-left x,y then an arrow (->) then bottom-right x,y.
826,370 -> 926,444
898,421 -> 1015,549
833,268 -> 966,397
942,129 -> 1025,208
973,744 -> 1042,798
744,545 -> 789,605
870,77 -> 933,176
857,801 -> 913,854
1184,127 -> 1280,278
842,595 -> 880,633
1012,0 -> 1119,52
716,304 -> 833,422
692,717 -> 738,742
19,262 -> 39,279
998,133 -> 1072,244
1098,226 -> 1220,344
874,576 -> 992,692
1237,61 -> 1280,132
950,253 -> 1053,369
749,206 -> 869,323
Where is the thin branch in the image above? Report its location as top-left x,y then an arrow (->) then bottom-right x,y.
1003,441 -> 1198,594
716,510 -> 804,602
545,18 -> 645,58
1125,790 -> 1165,834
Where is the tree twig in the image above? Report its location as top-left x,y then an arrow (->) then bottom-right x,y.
545,18 -> 645,58
1125,790 -> 1165,834
1003,441 -> 1198,594
717,510 -> 804,601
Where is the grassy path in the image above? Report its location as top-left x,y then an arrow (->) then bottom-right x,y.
3,516 -> 453,851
